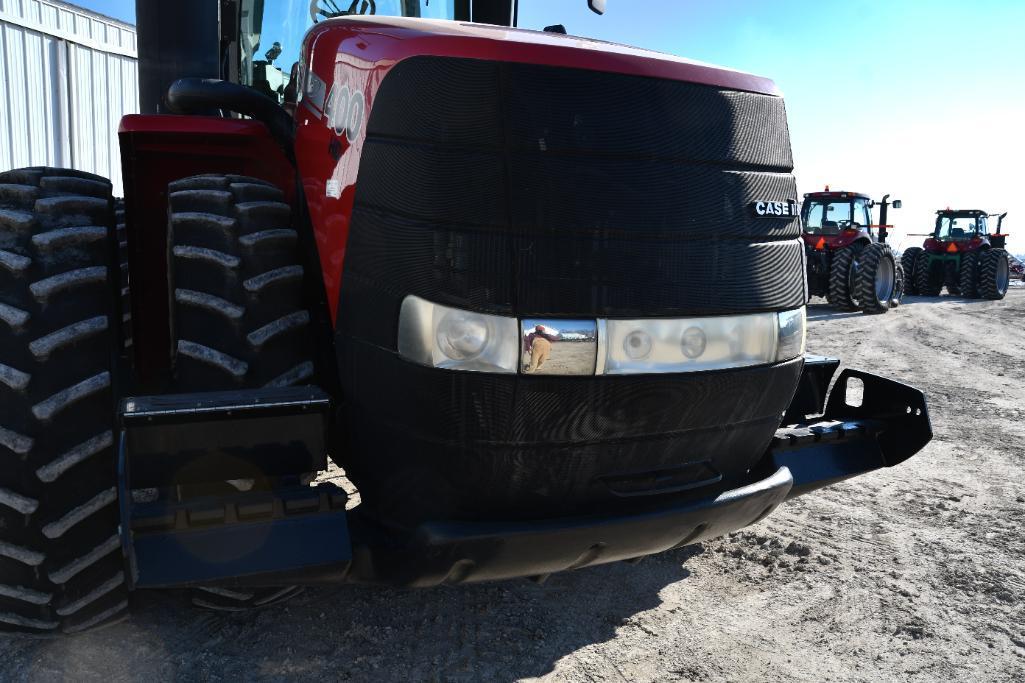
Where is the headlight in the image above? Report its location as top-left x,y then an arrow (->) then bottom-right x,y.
398,295 -> 805,375
398,296 -> 519,373
604,313 -> 780,375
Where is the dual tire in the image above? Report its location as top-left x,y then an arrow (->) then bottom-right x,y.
0,168 -> 128,634
978,249 -> 1010,300
913,248 -> 1009,300
901,247 -> 922,295
827,242 -> 901,314
0,170 -> 317,634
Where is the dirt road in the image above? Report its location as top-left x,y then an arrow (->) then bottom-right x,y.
4,291 -> 1024,682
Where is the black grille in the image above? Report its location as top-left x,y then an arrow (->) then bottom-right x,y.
340,345 -> 803,524
343,56 -> 803,337
335,56 -> 804,526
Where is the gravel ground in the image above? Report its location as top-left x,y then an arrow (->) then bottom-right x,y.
4,290 -> 1024,682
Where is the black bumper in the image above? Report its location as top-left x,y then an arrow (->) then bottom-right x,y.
346,466 -> 793,586
120,357 -> 931,589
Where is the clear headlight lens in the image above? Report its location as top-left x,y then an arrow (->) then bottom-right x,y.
604,313 -> 780,375
435,310 -> 489,360
399,295 -> 805,375
680,326 -> 707,359
623,329 -> 653,360
398,295 -> 519,373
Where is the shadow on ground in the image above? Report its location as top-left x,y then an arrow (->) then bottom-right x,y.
807,294 -> 1004,322
9,546 -> 705,681
805,303 -> 864,321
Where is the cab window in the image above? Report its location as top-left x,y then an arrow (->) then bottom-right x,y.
852,198 -> 871,228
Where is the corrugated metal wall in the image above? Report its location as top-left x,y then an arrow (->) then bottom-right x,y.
0,0 -> 137,195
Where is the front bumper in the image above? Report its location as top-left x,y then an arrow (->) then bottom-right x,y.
119,357 -> 931,589
346,466 -> 793,586
345,358 -> 932,585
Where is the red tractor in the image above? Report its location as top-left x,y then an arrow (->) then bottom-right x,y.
903,210 -> 1011,299
0,0 -> 932,634
801,189 -> 903,313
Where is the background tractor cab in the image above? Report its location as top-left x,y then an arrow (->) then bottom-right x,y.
902,209 -> 1010,299
800,188 -> 902,314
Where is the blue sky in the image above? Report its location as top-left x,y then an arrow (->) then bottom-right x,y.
83,0 -> 1025,251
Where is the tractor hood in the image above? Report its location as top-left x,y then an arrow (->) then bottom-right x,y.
305,16 -> 782,96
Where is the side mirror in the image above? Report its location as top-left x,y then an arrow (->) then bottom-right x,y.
868,200 -> 876,208
588,0 -> 606,15
892,200 -> 902,209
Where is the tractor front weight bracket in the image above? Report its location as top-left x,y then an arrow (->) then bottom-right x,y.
116,386 -> 352,589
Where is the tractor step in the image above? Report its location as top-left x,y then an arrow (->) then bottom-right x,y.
121,386 -> 331,487
770,366 -> 931,498
127,483 -> 351,588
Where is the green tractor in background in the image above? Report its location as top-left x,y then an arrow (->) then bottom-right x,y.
903,210 -> 1010,300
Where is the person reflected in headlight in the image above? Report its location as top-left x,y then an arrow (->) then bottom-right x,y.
524,324 -> 559,373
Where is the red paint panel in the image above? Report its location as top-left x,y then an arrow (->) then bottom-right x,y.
800,232 -> 867,250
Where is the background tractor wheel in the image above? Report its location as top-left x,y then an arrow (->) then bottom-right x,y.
977,248 -> 1010,300
914,251 -> 943,296
901,247 -> 922,295
167,174 -> 316,611
0,167 -> 129,634
826,244 -> 862,311
854,243 -> 897,314
958,252 -> 980,299
891,259 -> 905,307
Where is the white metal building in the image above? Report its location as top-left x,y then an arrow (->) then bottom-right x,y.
0,0 -> 137,195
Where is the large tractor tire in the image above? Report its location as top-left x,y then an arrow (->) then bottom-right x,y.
901,247 -> 922,295
958,252 -> 980,299
977,248 -> 1010,300
826,244 -> 862,311
0,167 -> 128,634
116,199 -> 131,350
914,251 -> 943,296
854,243 -> 897,314
168,174 -> 314,391
167,174 -> 316,610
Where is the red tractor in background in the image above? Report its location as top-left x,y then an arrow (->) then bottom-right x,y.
801,189 -> 903,314
903,210 -> 1010,299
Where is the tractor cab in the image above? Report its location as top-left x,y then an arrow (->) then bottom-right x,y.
925,209 -> 1008,253
801,190 -> 877,251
